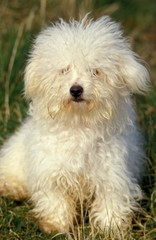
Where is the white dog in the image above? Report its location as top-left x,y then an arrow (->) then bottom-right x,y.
0,16 -> 149,235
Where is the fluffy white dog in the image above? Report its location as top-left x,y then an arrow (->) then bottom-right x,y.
0,16 -> 149,235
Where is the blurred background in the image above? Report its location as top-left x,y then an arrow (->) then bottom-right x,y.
0,1 -> 155,239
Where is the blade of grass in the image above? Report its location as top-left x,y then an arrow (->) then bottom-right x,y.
4,22 -> 24,127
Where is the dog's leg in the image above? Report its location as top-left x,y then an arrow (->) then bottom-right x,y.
0,132 -> 28,200
89,180 -> 142,235
30,189 -> 76,234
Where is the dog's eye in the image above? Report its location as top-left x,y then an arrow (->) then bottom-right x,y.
60,65 -> 70,75
91,69 -> 100,77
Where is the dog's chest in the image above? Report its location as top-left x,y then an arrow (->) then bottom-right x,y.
43,127 -> 102,169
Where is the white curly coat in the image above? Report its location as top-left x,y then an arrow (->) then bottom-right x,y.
0,16 -> 149,234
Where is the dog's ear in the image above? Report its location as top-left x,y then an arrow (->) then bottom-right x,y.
119,53 -> 150,93
24,61 -> 41,99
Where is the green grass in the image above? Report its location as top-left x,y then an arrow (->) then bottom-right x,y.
0,1 -> 156,239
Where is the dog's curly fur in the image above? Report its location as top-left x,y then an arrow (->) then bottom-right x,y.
0,16 -> 150,235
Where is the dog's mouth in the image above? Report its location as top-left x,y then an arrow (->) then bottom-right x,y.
71,97 -> 84,102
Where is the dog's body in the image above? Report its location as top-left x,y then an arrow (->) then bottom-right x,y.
0,16 -> 149,234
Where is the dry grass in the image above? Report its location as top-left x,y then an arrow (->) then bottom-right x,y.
0,0 -> 155,239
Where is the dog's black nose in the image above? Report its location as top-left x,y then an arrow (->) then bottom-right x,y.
70,85 -> 83,98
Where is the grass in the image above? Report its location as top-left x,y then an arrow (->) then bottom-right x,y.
0,0 -> 156,239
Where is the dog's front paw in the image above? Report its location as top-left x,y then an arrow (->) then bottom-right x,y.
39,219 -> 62,234
89,197 -> 133,235
39,215 -> 72,234
90,211 -> 131,237
31,191 -> 76,234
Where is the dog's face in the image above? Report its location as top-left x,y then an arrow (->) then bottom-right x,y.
25,17 -> 149,125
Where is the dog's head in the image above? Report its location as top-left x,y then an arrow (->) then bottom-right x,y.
25,16 -> 149,126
